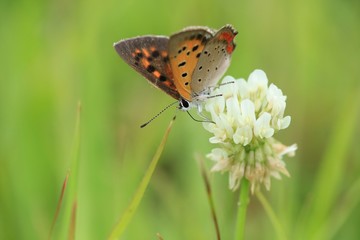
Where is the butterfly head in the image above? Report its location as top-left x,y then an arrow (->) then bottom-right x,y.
178,91 -> 210,111
179,98 -> 191,111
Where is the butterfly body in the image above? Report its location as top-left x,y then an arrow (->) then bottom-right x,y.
114,25 -> 237,111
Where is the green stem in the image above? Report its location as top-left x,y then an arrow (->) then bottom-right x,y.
235,179 -> 250,240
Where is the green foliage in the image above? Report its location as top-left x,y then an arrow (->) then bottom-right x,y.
0,0 -> 359,239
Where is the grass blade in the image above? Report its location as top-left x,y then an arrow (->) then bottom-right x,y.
69,201 -> 77,240
197,155 -> 221,240
298,91 -> 360,238
108,116 -> 176,240
256,191 -> 287,240
52,102 -> 82,240
314,177 -> 360,239
48,171 -> 70,239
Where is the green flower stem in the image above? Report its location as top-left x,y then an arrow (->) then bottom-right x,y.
235,178 -> 250,240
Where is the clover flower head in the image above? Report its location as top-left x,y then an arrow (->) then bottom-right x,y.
203,69 -> 297,193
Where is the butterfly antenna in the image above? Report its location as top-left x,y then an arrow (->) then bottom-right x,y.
140,101 -> 178,128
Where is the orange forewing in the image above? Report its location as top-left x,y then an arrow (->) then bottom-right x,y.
168,28 -> 213,101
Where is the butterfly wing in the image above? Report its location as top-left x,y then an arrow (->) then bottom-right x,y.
191,25 -> 237,95
114,36 -> 180,100
168,27 -> 214,101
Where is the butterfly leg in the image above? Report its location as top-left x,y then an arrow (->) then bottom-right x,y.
196,104 -> 215,123
186,110 -> 215,124
218,81 -> 235,88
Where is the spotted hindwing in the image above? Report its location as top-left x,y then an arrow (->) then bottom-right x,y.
114,36 -> 180,100
191,25 -> 238,95
168,27 -> 214,101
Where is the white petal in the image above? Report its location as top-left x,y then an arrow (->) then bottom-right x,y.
267,84 -> 285,100
240,99 -> 256,126
267,84 -> 287,116
254,112 -> 274,138
202,122 -> 215,133
205,94 -> 225,116
271,171 -> 282,179
209,136 -> 223,144
272,101 -> 286,117
237,78 -> 249,99
226,97 -> 241,124
207,148 -> 226,161
207,148 -> 232,172
279,144 -> 298,157
229,164 -> 240,190
233,126 -> 253,145
279,116 -> 291,129
219,113 -> 234,139
220,75 -> 238,99
248,69 -> 268,89
271,115 -> 290,130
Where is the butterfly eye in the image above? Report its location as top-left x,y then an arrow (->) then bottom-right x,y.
180,98 -> 190,109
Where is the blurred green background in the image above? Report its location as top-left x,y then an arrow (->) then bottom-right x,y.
1,0 -> 359,239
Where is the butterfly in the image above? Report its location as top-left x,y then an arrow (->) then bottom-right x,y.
114,25 -> 237,124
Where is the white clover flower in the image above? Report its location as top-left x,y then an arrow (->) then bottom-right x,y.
203,69 -> 297,193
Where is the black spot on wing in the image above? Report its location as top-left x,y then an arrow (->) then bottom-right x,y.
178,61 -> 186,67
163,56 -> 169,63
151,50 -> 160,58
147,65 -> 155,73
159,75 -> 167,82
192,45 -> 199,52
